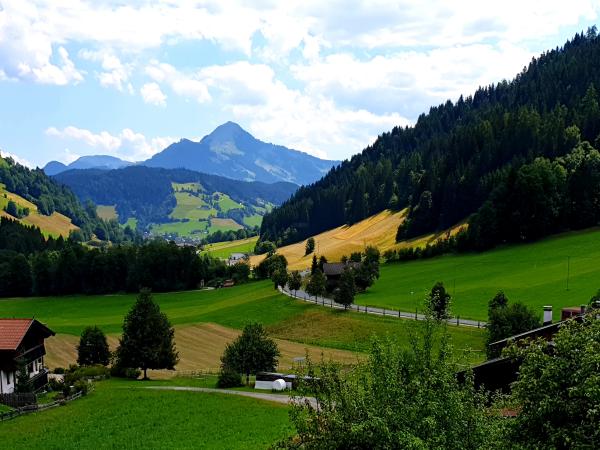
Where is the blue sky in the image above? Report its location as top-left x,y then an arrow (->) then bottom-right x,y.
0,1 -> 598,168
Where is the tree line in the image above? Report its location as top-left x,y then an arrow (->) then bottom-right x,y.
0,218 -> 249,297
260,28 -> 600,249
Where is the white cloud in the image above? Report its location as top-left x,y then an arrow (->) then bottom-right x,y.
0,150 -> 33,168
45,125 -> 176,162
140,82 -> 167,106
79,49 -> 131,91
146,61 -> 211,103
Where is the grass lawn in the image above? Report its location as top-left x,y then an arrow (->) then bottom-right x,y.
356,227 -> 600,321
0,379 -> 292,449
203,237 -> 258,259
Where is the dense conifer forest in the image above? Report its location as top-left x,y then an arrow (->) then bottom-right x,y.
260,28 -> 600,249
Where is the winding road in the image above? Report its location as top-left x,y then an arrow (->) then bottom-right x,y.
278,286 -> 487,328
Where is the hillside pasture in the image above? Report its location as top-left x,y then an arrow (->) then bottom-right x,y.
96,205 -> 118,221
209,217 -> 244,232
203,237 -> 258,259
357,227 -> 600,322
0,183 -> 78,238
251,209 -> 465,270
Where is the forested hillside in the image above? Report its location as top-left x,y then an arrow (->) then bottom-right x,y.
0,156 -> 132,242
54,166 -> 298,232
260,28 -> 600,248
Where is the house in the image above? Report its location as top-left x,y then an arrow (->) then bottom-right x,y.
0,319 -> 55,394
464,305 -> 590,392
322,262 -> 360,290
227,252 -> 248,266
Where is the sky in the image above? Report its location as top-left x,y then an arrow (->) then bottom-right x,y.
0,1 -> 599,168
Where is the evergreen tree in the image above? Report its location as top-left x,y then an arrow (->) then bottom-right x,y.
77,326 -> 110,366
116,289 -> 178,379
310,254 -> 318,275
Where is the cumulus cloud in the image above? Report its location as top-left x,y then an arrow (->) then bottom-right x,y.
140,82 -> 167,106
0,150 -> 33,168
45,126 -> 177,161
79,49 -> 131,92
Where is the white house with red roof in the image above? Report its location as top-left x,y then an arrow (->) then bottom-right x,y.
0,319 -> 55,394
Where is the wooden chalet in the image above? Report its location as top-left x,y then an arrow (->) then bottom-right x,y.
0,319 -> 55,394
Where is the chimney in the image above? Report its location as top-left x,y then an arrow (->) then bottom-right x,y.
543,306 -> 553,325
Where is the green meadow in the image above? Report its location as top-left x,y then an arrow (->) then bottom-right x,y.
0,281 -> 485,362
0,379 -> 292,449
357,227 -> 600,321
202,237 -> 258,259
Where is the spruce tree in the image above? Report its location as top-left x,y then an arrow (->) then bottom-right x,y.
116,289 -> 178,379
77,326 -> 110,366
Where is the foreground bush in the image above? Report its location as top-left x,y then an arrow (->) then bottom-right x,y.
217,367 -> 243,388
279,321 -> 501,449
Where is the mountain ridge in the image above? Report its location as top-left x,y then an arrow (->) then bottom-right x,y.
144,122 -> 340,185
44,155 -> 132,175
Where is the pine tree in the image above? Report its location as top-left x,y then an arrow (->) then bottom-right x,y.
116,289 -> 178,379
77,326 -> 110,366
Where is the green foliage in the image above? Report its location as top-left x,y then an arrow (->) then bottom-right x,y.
254,239 -> 276,255
288,270 -> 302,294
14,357 -> 32,393
504,315 -> 600,448
77,326 -> 110,366
255,253 -> 287,279
486,295 -> 541,358
305,237 -> 315,255
110,365 -> 141,379
220,323 -> 280,385
589,288 -> 600,307
271,267 -> 289,290
116,289 -> 179,379
217,366 -> 243,388
281,322 -> 497,449
425,282 -> 451,321
333,267 -> 356,308
305,269 -> 326,299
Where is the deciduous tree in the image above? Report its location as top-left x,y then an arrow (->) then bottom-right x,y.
77,326 -> 110,366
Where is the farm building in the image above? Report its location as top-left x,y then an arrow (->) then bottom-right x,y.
322,262 -> 360,290
0,319 -> 55,394
464,305 -> 592,392
227,252 -> 248,266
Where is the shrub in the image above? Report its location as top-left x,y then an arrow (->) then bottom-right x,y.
53,367 -> 65,374
48,377 -> 64,392
110,365 -> 141,379
73,379 -> 89,396
217,367 -> 243,388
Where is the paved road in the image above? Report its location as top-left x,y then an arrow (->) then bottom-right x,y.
279,286 -> 487,328
145,386 -> 317,408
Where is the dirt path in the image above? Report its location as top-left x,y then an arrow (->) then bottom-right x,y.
143,385 -> 318,408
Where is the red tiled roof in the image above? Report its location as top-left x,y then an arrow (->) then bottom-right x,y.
0,319 -> 34,351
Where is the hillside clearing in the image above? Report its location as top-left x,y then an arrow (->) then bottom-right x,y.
0,183 -> 78,237
252,209 -> 465,270
96,205 -> 118,221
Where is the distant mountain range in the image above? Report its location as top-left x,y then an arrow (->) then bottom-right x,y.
44,155 -> 132,175
44,122 -> 339,185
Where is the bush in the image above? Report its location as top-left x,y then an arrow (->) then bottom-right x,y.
48,377 -> 64,392
217,367 -> 243,388
53,367 -> 65,374
73,379 -> 89,396
64,365 -> 110,385
110,365 -> 141,379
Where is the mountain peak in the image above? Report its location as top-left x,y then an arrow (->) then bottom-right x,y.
205,121 -> 249,142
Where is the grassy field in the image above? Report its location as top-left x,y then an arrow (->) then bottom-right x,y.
251,209 -> 465,270
203,237 -> 258,258
209,217 -> 244,232
356,227 -> 600,322
96,205 -> 118,221
170,192 -> 215,221
0,183 -> 78,238
1,281 -> 485,370
123,217 -> 138,230
0,379 -> 292,449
